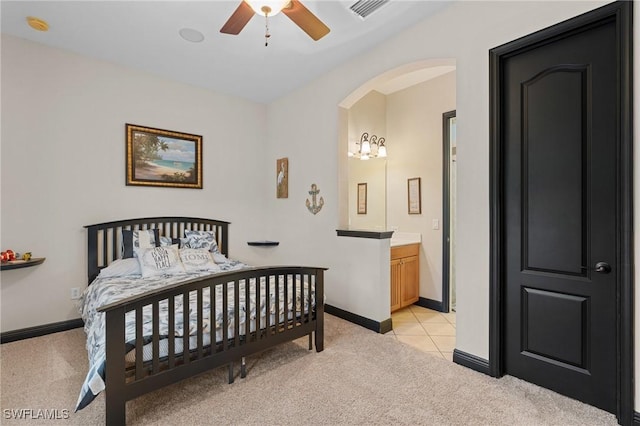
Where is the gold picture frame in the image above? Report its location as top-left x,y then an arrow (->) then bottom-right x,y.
277,157 -> 289,198
126,124 -> 202,189
357,183 -> 367,214
408,177 -> 421,214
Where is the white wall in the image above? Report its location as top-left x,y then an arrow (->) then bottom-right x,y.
261,0 -> 640,405
0,35 -> 268,331
386,71 -> 456,302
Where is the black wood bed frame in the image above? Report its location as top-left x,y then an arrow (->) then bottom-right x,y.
85,217 -> 325,425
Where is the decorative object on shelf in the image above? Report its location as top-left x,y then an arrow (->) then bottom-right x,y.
357,182 -> 367,214
348,132 -> 387,160
276,157 -> 288,198
1,248 -> 35,264
126,123 -> 203,189
305,183 -> 324,215
408,177 -> 422,214
1,249 -> 16,262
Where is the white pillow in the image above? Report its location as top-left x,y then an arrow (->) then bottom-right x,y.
179,248 -> 219,272
136,246 -> 185,278
98,258 -> 141,278
212,252 -> 229,264
184,230 -> 219,253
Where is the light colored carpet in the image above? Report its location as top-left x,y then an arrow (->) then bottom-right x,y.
1,314 -> 617,425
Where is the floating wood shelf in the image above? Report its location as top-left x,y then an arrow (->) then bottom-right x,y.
247,241 -> 279,247
1,257 -> 46,271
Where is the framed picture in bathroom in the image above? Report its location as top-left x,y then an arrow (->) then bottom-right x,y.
408,177 -> 421,214
357,183 -> 367,214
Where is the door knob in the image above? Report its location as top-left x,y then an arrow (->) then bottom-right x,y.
594,262 -> 612,274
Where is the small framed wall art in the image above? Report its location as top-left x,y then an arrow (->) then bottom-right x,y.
126,123 -> 202,189
277,157 -> 289,198
357,183 -> 367,214
408,177 -> 422,214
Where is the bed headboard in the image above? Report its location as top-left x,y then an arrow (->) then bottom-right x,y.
84,217 -> 230,284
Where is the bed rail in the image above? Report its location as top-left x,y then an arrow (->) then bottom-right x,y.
99,266 -> 325,425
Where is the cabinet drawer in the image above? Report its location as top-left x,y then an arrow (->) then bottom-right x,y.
391,243 -> 419,260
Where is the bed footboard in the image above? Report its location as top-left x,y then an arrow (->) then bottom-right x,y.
98,266 -> 325,425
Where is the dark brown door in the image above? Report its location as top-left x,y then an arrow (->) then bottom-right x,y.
502,13 -> 617,412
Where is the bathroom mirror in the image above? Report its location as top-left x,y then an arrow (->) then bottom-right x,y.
347,90 -> 387,230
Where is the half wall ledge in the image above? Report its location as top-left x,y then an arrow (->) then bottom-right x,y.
336,229 -> 394,239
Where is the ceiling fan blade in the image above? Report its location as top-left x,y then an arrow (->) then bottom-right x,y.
220,1 -> 255,35
282,0 -> 330,41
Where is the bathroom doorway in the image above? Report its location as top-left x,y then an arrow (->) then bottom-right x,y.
442,110 -> 456,313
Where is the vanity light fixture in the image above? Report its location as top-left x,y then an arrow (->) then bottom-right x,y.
349,132 -> 387,160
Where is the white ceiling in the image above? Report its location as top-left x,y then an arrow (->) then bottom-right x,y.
1,1 -> 453,104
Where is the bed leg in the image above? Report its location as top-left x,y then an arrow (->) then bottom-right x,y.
240,357 -> 246,378
228,362 -> 234,384
315,270 -> 325,352
308,333 -> 312,350
105,393 -> 126,426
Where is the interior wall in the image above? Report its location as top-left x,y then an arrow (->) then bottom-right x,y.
0,35 -> 268,332
386,71 -> 456,303
261,0 -> 636,402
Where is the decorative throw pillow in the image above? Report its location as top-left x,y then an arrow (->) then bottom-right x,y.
98,258 -> 142,278
158,236 -> 182,248
184,230 -> 219,253
136,246 -> 185,278
212,252 -> 229,264
122,229 -> 160,259
179,248 -> 219,272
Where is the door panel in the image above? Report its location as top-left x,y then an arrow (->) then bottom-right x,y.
390,259 -> 402,312
402,255 -> 419,305
521,287 -> 588,369
503,17 -> 617,412
523,66 -> 587,275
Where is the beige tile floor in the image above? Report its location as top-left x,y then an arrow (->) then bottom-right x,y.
385,305 -> 456,361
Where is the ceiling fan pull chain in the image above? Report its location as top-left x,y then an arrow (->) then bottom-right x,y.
264,13 -> 271,47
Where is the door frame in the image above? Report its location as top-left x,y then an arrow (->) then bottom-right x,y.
488,1 -> 633,424
442,109 -> 456,314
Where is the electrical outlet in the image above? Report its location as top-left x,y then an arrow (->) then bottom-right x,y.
432,219 -> 440,230
70,287 -> 81,300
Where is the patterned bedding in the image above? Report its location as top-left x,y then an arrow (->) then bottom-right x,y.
75,259 -> 315,411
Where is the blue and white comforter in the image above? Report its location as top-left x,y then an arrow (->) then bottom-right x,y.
75,260 -> 314,411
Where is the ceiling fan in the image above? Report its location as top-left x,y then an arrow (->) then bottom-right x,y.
220,0 -> 330,44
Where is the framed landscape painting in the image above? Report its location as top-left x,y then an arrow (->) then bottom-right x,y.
126,124 -> 202,189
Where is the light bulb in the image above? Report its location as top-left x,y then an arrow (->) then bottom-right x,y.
245,0 -> 289,16
361,153 -> 370,160
377,145 -> 387,158
361,141 -> 371,155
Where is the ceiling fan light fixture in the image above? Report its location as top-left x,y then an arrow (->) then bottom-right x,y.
245,0 -> 290,17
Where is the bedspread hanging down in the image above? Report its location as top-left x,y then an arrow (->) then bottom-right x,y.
75,260 -> 316,411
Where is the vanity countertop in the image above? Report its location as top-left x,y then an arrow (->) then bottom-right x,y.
390,232 -> 421,247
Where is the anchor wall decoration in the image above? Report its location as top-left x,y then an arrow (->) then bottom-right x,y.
305,183 -> 324,215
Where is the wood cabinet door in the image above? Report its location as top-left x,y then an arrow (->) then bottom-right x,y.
401,255 -> 420,306
390,258 -> 402,312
